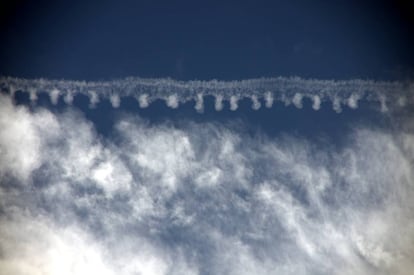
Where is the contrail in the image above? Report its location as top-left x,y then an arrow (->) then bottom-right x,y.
1,76 -> 413,112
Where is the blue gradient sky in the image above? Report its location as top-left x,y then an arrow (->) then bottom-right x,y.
1,0 -> 413,80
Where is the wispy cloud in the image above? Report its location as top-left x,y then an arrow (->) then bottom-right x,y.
1,76 -> 413,112
0,93 -> 413,274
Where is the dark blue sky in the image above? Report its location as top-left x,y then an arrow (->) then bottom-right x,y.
1,0 -> 413,81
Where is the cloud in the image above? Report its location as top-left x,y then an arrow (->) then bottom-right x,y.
138,94 -> 150,108
166,94 -> 179,109
0,210 -> 115,275
0,93 -> 413,274
214,95 -> 224,111
347,93 -> 360,109
312,95 -> 321,110
117,119 -> 196,192
1,76 -> 413,112
194,93 -> 204,112
251,95 -> 261,110
0,94 -> 60,181
110,94 -> 121,108
230,95 -> 239,111
292,93 -> 304,108
264,92 -> 274,108
49,89 -> 60,105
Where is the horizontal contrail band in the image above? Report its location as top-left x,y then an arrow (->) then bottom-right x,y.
1,76 -> 413,112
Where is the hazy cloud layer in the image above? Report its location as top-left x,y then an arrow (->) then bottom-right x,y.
0,93 -> 413,275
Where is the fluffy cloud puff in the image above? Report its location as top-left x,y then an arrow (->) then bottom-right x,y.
0,94 -> 413,275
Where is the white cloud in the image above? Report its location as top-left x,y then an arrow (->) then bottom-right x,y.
166,94 -> 179,108
117,119 -> 195,192
312,95 -> 321,110
230,95 -> 239,111
332,97 -> 342,113
49,88 -> 60,105
264,91 -> 274,108
88,90 -> 99,108
110,94 -> 121,108
195,167 -> 222,188
214,95 -> 224,111
347,93 -> 360,109
0,96 -> 41,181
251,95 -> 261,110
292,93 -> 303,108
0,93 -> 413,275
0,210 -> 115,275
2,76 -> 412,112
194,94 -> 204,112
64,90 -> 74,104
0,95 -> 59,181
138,94 -> 150,108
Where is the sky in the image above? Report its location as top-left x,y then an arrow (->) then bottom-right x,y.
1,0 -> 414,80
1,1 -> 414,275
